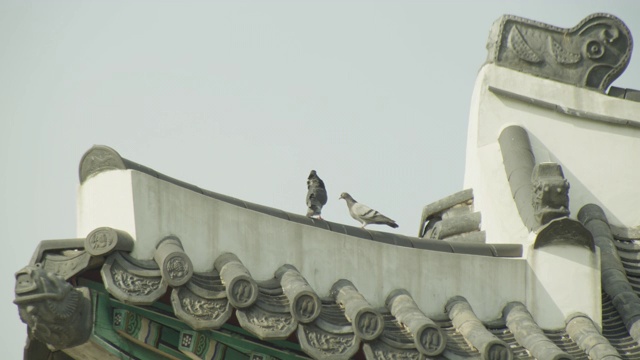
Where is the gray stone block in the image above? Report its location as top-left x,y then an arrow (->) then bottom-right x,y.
331,279 -> 384,342
275,264 -> 321,324
446,296 -> 513,360
503,302 -> 572,360
214,253 -> 258,309
235,279 -> 297,340
171,281 -> 232,330
154,236 -> 193,287
386,289 -> 446,356
101,252 -> 167,305
487,14 -> 633,92
566,313 -> 621,359
85,227 -> 134,256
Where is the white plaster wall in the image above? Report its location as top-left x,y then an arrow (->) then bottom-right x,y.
77,170 -> 136,239
464,64 -> 640,244
78,169 -> 526,321
526,245 -> 601,329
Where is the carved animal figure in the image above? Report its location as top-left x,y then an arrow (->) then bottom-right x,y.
339,192 -> 398,229
306,170 -> 328,219
14,265 -> 91,350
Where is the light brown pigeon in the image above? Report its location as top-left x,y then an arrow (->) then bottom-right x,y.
339,192 -> 398,228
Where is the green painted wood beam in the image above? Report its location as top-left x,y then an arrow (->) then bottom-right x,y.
90,290 -> 189,359
79,278 -> 310,360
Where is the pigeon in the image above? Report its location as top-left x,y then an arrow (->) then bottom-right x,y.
306,170 -> 328,219
339,192 -> 398,228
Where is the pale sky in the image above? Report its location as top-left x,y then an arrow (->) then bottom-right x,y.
2,1 -> 639,357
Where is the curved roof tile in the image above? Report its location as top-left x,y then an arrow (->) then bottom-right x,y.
17,224 -> 631,359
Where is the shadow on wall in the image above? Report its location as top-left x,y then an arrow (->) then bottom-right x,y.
526,130 -> 629,230
526,244 -> 599,329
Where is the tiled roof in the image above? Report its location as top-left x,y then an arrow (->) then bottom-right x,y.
19,237 -> 597,360
14,145 -> 640,359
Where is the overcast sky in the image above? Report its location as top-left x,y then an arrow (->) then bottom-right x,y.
2,1 -> 639,357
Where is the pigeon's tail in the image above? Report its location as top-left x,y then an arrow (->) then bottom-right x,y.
387,222 -> 399,228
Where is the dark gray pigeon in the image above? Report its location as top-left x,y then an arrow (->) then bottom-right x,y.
339,192 -> 398,228
306,170 -> 328,219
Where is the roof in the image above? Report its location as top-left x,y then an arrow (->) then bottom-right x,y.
14,144 -> 637,360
